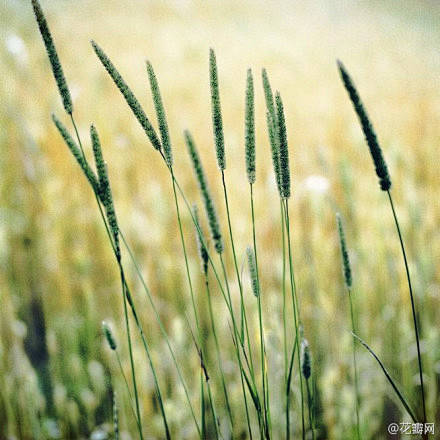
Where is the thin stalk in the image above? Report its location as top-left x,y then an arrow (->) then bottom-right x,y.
281,201 -> 289,439
250,183 -> 271,439
115,353 -> 139,429
170,171 -> 204,440
305,379 -> 315,440
283,200 -> 305,440
219,255 -> 253,439
204,278 -> 234,432
347,287 -> 361,440
349,331 -> 417,424
221,170 -> 255,376
69,114 -> 145,440
119,230 -> 201,437
387,190 -> 426,426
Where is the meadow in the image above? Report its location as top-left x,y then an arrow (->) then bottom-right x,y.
1,0 -> 440,439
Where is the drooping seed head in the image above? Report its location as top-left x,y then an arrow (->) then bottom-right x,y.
102,321 -> 117,351
146,60 -> 173,168
337,60 -> 391,191
193,204 -> 209,276
301,338 -> 311,380
52,114 -> 100,194
32,0 -> 73,114
185,130 -> 223,254
246,246 -> 259,297
245,69 -> 256,184
209,48 -> 226,170
91,40 -> 162,151
336,213 -> 353,289
275,92 -> 291,199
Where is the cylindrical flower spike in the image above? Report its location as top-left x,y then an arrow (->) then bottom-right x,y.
193,204 -> 209,276
146,60 -> 173,168
245,69 -> 256,185
209,48 -> 226,171
185,130 -> 223,254
336,213 -> 353,289
52,115 -> 100,194
91,40 -> 162,152
246,246 -> 259,297
102,321 -> 117,351
275,92 -> 291,199
32,0 -> 73,114
337,60 -> 391,191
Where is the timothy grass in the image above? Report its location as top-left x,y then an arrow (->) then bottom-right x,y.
1,1 -> 440,439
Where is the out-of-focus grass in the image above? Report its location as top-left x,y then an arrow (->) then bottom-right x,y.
1,0 -> 440,438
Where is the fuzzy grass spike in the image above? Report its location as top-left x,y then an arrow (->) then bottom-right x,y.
32,0 -> 73,114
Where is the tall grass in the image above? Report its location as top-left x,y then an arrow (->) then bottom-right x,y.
1,1 -> 439,439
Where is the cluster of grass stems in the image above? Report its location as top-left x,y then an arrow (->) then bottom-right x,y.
30,0 -> 430,438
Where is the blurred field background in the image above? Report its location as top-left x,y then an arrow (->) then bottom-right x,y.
1,0 -> 440,438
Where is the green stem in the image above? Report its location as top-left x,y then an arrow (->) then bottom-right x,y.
221,171 -> 255,377
205,278 -> 234,432
283,200 -> 305,440
347,287 -> 361,440
387,190 -> 426,427
306,379 -> 315,440
250,183 -> 271,439
69,114 -> 145,440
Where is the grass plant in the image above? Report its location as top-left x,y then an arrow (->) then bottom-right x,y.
2,1 -> 438,439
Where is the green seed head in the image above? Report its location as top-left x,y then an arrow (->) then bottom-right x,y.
336,213 -> 353,289
337,60 -> 391,191
209,48 -> 226,170
193,204 -> 209,276
185,130 -> 223,254
245,69 -> 256,185
102,321 -> 117,351
275,92 -> 291,199
266,111 -> 282,195
246,246 -> 259,297
90,125 -> 120,257
52,115 -> 100,194
262,68 -> 276,121
146,60 -> 173,168
91,40 -> 162,151
32,0 -> 73,114
301,338 -> 311,380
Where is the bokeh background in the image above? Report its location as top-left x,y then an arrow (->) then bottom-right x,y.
1,1 -> 439,438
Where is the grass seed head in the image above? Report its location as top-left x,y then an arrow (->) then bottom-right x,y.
301,338 -> 311,380
245,68 -> 256,184
91,40 -> 162,151
209,48 -> 226,170
102,321 -> 117,351
337,60 -> 391,191
262,68 -> 276,120
336,212 -> 353,289
32,0 -> 73,114
146,60 -> 173,168
52,114 -> 100,194
193,204 -> 209,276
246,246 -> 259,297
275,92 -> 291,199
185,130 -> 223,254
